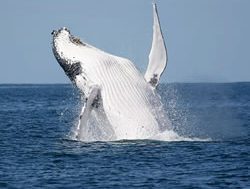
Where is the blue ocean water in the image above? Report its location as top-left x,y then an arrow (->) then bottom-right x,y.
0,83 -> 249,188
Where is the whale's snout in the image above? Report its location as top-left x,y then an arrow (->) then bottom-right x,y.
60,27 -> 70,33
51,27 -> 70,38
52,27 -> 84,83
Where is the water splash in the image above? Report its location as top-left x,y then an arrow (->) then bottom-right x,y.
151,130 -> 211,142
67,84 -> 210,142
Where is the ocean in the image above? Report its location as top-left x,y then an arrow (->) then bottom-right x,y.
0,83 -> 249,188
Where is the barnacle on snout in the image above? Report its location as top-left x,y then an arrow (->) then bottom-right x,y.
70,35 -> 86,46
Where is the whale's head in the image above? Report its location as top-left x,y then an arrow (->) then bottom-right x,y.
51,27 -> 92,96
51,27 -> 87,83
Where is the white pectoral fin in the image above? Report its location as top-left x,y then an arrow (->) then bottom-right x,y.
145,2 -> 168,88
77,85 -> 101,139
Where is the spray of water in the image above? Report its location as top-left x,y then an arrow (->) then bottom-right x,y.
66,85 -> 210,142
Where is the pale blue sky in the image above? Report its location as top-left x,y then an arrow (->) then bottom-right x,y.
0,0 -> 249,83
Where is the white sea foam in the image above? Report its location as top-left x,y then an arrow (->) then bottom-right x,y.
69,126 -> 211,142
67,96 -> 211,142
151,130 -> 211,142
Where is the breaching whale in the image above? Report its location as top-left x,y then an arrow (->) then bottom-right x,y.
51,3 -> 170,141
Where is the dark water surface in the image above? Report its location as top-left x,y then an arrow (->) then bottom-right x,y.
0,83 -> 249,188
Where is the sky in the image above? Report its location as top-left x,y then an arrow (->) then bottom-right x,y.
0,0 -> 249,84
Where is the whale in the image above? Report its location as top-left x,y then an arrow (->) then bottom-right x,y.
51,3 -> 170,141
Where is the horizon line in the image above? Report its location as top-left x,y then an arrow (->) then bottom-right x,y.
0,81 -> 250,85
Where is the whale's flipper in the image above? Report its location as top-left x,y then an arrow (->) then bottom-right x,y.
77,85 -> 100,139
77,85 -> 115,141
145,3 -> 167,88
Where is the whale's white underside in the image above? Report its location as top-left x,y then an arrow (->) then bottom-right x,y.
52,3 -> 171,141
